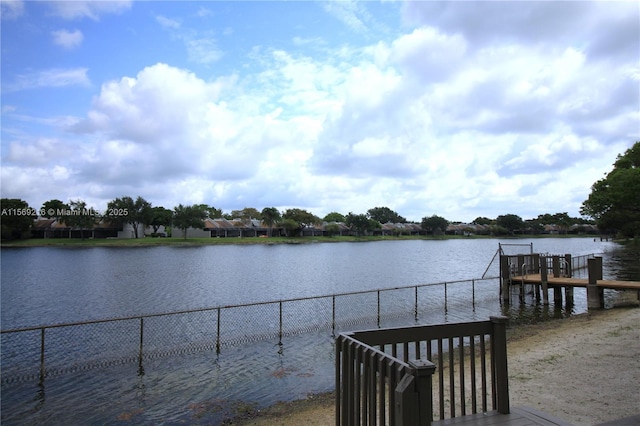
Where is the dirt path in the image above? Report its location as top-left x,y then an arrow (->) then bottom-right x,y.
238,307 -> 640,425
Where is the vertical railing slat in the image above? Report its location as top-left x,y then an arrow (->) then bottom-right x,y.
459,335 -> 466,416
369,352 -> 377,426
470,336 -> 477,413
448,336 -> 455,418
378,357 -> 386,426
438,339 -> 444,419
480,335 -> 488,412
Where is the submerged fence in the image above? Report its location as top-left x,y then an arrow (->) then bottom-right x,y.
2,276 -> 500,385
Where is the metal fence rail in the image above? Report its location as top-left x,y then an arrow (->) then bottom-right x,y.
1,276 -> 499,385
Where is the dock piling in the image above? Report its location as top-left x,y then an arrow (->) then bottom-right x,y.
587,257 -> 604,309
564,254 -> 574,307
540,256 -> 549,305
500,255 -> 510,303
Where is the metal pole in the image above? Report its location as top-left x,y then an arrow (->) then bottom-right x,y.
332,295 -> 336,334
414,286 -> 418,321
377,291 -> 381,327
472,279 -> 475,307
139,318 -> 144,358
138,317 -> 144,375
39,328 -> 45,384
216,308 -> 221,354
279,301 -> 283,344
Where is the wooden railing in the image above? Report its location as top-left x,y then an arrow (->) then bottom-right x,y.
335,316 -> 509,426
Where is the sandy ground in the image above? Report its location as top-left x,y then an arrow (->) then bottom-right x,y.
237,307 -> 640,426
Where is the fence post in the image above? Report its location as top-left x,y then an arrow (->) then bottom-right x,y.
564,254 -> 574,307
552,256 -> 560,277
395,360 -> 436,426
279,301 -> 283,344
377,291 -> 381,327
39,328 -> 45,384
587,258 -> 604,309
490,316 -> 510,414
499,255 -> 510,302
540,256 -> 549,305
552,256 -> 562,305
472,279 -> 475,307
595,256 -> 603,280
532,254 -> 541,302
216,308 -> 221,354
332,295 -> 336,335
138,317 -> 145,375
532,253 -> 540,274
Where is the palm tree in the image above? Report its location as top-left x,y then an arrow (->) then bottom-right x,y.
261,207 -> 281,237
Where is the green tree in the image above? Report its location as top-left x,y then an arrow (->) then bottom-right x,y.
66,199 -> 98,239
323,212 -> 346,223
552,212 -> 572,234
421,215 -> 449,235
496,214 -> 524,235
581,141 -> 640,237
194,204 -> 223,219
261,207 -> 281,237
173,204 -> 207,239
345,212 -> 371,236
1,198 -> 37,240
149,206 -> 173,234
325,223 -> 342,236
524,219 -> 545,234
230,207 -> 262,220
107,196 -> 152,238
282,208 -> 320,236
367,206 -> 406,223
472,217 -> 494,226
41,199 -> 69,219
281,218 -> 300,237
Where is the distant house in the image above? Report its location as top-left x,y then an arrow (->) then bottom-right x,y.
31,218 -> 163,239
301,224 -> 323,237
374,222 -> 425,236
446,223 -> 490,236
31,218 -> 122,239
322,221 -> 351,236
171,218 -> 272,238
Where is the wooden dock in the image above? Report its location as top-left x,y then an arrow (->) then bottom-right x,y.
510,274 -> 640,291
433,406 -> 574,425
500,252 -> 640,309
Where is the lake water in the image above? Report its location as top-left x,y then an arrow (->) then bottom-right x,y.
1,238 -> 636,424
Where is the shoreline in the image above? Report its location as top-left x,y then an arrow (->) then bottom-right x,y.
235,307 -> 640,426
0,234 -> 604,249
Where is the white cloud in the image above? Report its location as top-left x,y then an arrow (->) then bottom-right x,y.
391,27 -> 467,83
51,29 -> 83,49
6,138 -> 67,166
156,15 -> 180,29
322,0 -> 369,33
0,0 -> 23,20
4,68 -> 91,92
47,0 -> 132,20
186,37 -> 223,64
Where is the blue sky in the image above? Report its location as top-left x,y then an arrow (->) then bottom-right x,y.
1,1 -> 638,223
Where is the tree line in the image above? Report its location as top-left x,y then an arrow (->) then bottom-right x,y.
1,141 -> 638,240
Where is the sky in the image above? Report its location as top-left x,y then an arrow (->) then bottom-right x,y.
1,0 -> 638,223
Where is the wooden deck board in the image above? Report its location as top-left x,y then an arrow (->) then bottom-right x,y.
510,274 -> 640,290
432,407 -> 574,426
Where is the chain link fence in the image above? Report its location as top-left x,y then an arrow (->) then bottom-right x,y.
1,277 -> 499,385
